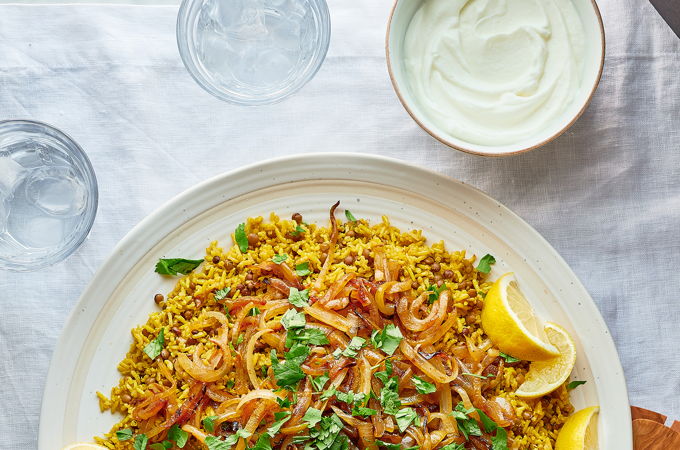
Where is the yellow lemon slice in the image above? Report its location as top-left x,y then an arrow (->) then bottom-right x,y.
481,273 -> 559,361
555,406 -> 600,450
516,322 -> 577,398
62,444 -> 108,450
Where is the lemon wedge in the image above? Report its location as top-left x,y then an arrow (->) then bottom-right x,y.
481,273 -> 559,361
555,406 -> 599,450
62,444 -> 108,450
515,322 -> 577,398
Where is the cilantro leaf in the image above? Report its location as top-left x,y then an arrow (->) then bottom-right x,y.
375,359 -> 393,384
205,429 -> 252,449
236,333 -> 244,346
380,377 -> 401,415
295,262 -> 312,277
477,409 -> 498,433
352,406 -> 377,417
143,328 -> 165,360
276,396 -> 291,408
202,415 -> 218,433
248,307 -> 261,316
303,407 -> 323,428
116,429 -> 133,441
214,287 -> 231,301
395,408 -> 418,432
155,258 -> 203,276
272,254 -> 288,264
476,254 -> 496,273
335,390 -> 366,405
308,414 -> 344,450
133,434 -> 148,450
412,376 -> 436,394
225,379 -> 235,389
311,373 -> 330,392
167,424 -> 188,448
285,327 -> 329,347
345,210 -> 357,222
265,411 -> 291,436
271,344 -> 310,387
288,287 -> 310,307
451,402 -> 482,440
149,442 -> 172,450
499,352 -> 520,363
426,284 -> 445,304
291,225 -> 306,236
251,434 -> 272,450
370,324 -> 403,356
342,336 -> 366,358
491,427 -> 509,450
375,440 -> 401,450
440,444 -> 466,450
567,380 -> 587,390
281,309 -> 306,329
234,223 -> 249,253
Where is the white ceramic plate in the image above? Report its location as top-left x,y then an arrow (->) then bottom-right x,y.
39,153 -> 631,449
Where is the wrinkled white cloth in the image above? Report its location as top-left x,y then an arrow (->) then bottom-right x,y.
0,1 -> 679,448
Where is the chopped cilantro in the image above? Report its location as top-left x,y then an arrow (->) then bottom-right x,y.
225,379 -> 235,389
167,424 -> 188,448
116,429 -> 133,441
234,223 -> 249,253
567,380 -> 587,390
476,254 -> 496,273
345,210 -> 357,222
155,258 -> 203,276
311,372 -> 330,392
291,225 -> 306,236
379,377 -> 401,415
375,440 -> 401,450
202,415 -> 218,433
303,407 -> 323,428
342,336 -> 366,358
370,324 -> 403,356
205,429 -> 252,449
426,284 -> 446,304
272,254 -> 288,264
440,444 -> 465,450
395,408 -> 418,432
214,287 -> 231,301
248,307 -> 261,316
491,427 -> 509,450
148,442 -> 172,450
499,352 -> 520,363
236,333 -> 244,346
320,386 -> 337,401
133,434 -> 148,450
143,328 -> 165,360
276,396 -> 291,408
285,327 -> 329,347
250,434 -> 272,450
335,390 -> 366,405
375,359 -> 393,384
352,405 -> 377,417
451,403 -> 482,440
308,414 -> 345,450
288,287 -> 310,307
295,262 -> 312,277
412,376 -> 436,394
265,411 -> 291,436
281,309 -> 306,329
271,344 -> 310,387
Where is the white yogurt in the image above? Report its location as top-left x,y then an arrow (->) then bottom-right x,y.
403,0 -> 586,146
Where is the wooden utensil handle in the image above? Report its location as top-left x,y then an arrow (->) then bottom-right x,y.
631,406 -> 680,449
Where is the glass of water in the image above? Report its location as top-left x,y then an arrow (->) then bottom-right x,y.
0,120 -> 98,271
177,0 -> 331,105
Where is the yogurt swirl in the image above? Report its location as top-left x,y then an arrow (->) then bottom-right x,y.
404,0 -> 586,146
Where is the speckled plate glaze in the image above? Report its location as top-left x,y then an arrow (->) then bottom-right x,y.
39,153 -> 631,449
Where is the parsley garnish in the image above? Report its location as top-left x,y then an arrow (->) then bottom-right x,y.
375,440 -> 401,450
271,344 -> 310,387
276,396 -> 291,408
214,287 -> 231,301
451,401 -> 508,448
379,377 -> 401,415
426,284 -> 445,304
311,372 -> 330,392
167,424 -> 188,448
395,408 -> 418,432
281,309 -> 306,329
225,379 -> 235,389
116,429 -> 133,441
205,429 -> 252,449
285,327 -> 329,347
272,254 -> 288,264
202,415 -> 218,433
567,380 -> 587,390
155,258 -> 203,276
345,210 -> 357,222
499,352 -> 520,363
250,434 -> 272,450
342,336 -> 366,358
133,434 -> 148,450
492,427 -> 509,450
461,372 -> 493,379
440,444 -> 465,450
236,333 -> 244,346
149,442 -> 172,450
308,414 -> 345,450
143,328 -> 165,360
288,287 -> 310,307
291,225 -> 306,236
234,223 -> 248,253
295,262 -> 312,277
335,390 -> 366,405
370,324 -> 403,356
375,359 -> 393,383
248,307 -> 261,316
352,406 -> 377,417
476,254 -> 496,273
412,376 -> 436,394
303,407 -> 323,428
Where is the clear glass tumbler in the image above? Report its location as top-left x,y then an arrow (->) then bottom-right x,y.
0,120 -> 98,271
177,0 -> 331,105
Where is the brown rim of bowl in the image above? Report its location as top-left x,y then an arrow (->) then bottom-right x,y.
385,0 -> 606,157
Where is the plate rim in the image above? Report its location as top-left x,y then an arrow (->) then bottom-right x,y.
39,152 -> 632,448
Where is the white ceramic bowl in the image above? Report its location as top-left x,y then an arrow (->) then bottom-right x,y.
386,0 -> 605,157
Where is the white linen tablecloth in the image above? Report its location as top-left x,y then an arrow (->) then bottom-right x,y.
0,1 -> 679,448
